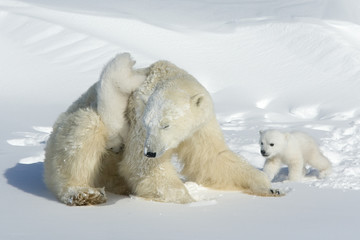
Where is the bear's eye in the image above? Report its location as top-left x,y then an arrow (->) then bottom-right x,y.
270,143 -> 275,147
261,142 -> 264,145
161,125 -> 170,130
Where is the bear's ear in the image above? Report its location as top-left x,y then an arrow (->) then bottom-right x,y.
191,93 -> 205,107
259,130 -> 263,135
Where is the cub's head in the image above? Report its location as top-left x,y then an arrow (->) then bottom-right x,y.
142,82 -> 212,158
259,130 -> 287,159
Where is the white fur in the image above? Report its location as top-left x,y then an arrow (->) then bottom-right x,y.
260,129 -> 332,181
96,53 -> 145,152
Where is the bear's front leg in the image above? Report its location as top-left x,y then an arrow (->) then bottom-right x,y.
180,144 -> 282,197
263,157 -> 282,181
120,151 -> 194,204
222,151 -> 282,196
287,159 -> 304,181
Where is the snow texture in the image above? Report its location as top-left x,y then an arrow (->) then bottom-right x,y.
1,0 -> 360,239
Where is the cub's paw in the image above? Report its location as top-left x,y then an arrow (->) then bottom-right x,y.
61,187 -> 107,206
106,135 -> 124,154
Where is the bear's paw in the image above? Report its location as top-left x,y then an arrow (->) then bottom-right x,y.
137,185 -> 195,204
164,187 -> 195,204
61,187 -> 107,206
246,186 -> 285,197
269,188 -> 283,196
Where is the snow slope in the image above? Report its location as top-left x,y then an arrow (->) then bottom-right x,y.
1,0 -> 360,239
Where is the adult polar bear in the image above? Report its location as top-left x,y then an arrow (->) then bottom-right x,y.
44,53 -> 281,205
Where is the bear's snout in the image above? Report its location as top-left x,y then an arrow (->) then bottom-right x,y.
260,150 -> 268,157
145,151 -> 157,158
144,140 -> 157,158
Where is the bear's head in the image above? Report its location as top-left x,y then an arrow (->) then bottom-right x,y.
142,78 -> 213,158
259,130 -> 287,159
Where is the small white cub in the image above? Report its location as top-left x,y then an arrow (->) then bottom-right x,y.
96,53 -> 145,153
259,129 -> 331,181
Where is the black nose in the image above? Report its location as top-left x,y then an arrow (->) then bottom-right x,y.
261,150 -> 266,155
145,152 -> 156,158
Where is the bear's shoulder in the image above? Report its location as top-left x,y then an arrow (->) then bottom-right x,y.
289,131 -> 316,145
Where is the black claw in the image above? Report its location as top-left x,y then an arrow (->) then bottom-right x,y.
270,189 -> 281,195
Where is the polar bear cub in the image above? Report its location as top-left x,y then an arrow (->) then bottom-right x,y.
259,130 -> 331,181
96,53 -> 145,152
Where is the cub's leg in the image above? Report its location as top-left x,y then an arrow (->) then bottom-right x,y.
263,157 -> 282,181
44,109 -> 108,205
287,159 -> 304,181
308,152 -> 332,179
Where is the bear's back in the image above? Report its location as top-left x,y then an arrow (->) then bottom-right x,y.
289,131 -> 320,156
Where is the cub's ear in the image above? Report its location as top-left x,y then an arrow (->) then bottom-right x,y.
191,93 -> 205,107
259,130 -> 263,135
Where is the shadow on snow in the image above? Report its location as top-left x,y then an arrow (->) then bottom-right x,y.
272,167 -> 320,183
4,162 -> 129,205
4,162 -> 56,202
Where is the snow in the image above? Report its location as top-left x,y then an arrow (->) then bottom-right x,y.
1,0 -> 360,239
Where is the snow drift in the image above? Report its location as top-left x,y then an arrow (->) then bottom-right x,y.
1,0 -> 360,239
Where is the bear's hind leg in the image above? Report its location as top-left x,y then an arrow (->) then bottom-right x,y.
44,109 -> 108,205
308,152 -> 332,179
